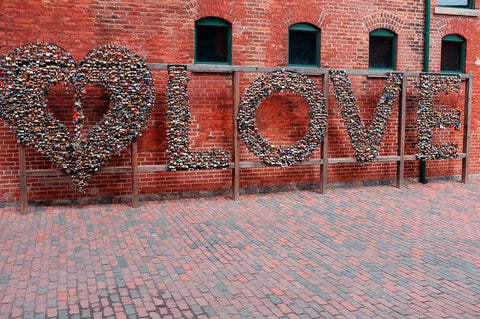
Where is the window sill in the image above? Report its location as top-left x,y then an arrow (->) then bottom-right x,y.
434,6 -> 479,17
440,70 -> 465,74
194,61 -> 231,65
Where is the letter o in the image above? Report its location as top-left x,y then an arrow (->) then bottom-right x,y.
237,70 -> 327,166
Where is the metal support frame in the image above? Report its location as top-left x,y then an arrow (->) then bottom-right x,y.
19,141 -> 141,213
16,65 -> 473,212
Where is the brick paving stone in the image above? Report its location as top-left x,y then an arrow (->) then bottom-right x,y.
46,308 -> 57,318
267,294 -> 283,305
1,180 -> 480,318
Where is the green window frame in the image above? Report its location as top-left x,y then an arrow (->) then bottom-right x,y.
441,34 -> 466,73
369,29 -> 397,70
288,23 -> 320,67
195,17 -> 232,65
437,0 -> 474,9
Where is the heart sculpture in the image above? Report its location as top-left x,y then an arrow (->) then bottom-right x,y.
0,43 -> 155,191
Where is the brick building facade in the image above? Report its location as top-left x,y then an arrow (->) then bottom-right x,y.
0,0 -> 479,204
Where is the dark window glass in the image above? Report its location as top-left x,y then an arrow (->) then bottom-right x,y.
441,41 -> 462,71
196,25 -> 229,63
289,31 -> 318,66
369,36 -> 394,69
441,35 -> 465,73
438,0 -> 471,7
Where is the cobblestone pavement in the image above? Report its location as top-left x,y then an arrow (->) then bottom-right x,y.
1,180 -> 480,318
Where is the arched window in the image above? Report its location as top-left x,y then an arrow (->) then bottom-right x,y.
195,17 -> 232,64
441,34 -> 466,73
288,23 -> 320,67
369,29 -> 397,70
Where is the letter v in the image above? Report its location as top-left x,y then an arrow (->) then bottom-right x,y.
330,70 -> 403,163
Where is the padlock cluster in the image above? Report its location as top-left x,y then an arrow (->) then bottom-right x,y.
0,42 -> 78,180
330,70 -> 402,163
67,45 -> 155,189
166,65 -> 230,171
0,42 -> 155,191
416,73 -> 461,160
237,70 -> 327,167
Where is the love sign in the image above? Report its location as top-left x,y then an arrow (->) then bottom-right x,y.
0,43 -> 464,193
166,67 -> 461,170
0,43 -> 155,191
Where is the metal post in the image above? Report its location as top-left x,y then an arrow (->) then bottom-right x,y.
321,73 -> 329,194
396,75 -> 407,188
232,71 -> 240,200
462,77 -> 473,183
19,144 -> 28,215
131,140 -> 139,207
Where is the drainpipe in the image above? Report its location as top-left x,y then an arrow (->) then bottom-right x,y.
420,0 -> 431,184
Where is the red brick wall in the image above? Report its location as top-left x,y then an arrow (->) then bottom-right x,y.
0,0 -> 479,203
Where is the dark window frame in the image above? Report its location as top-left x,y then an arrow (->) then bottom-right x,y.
441,34 -> 466,73
194,17 -> 232,65
288,23 -> 320,68
368,28 -> 397,70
